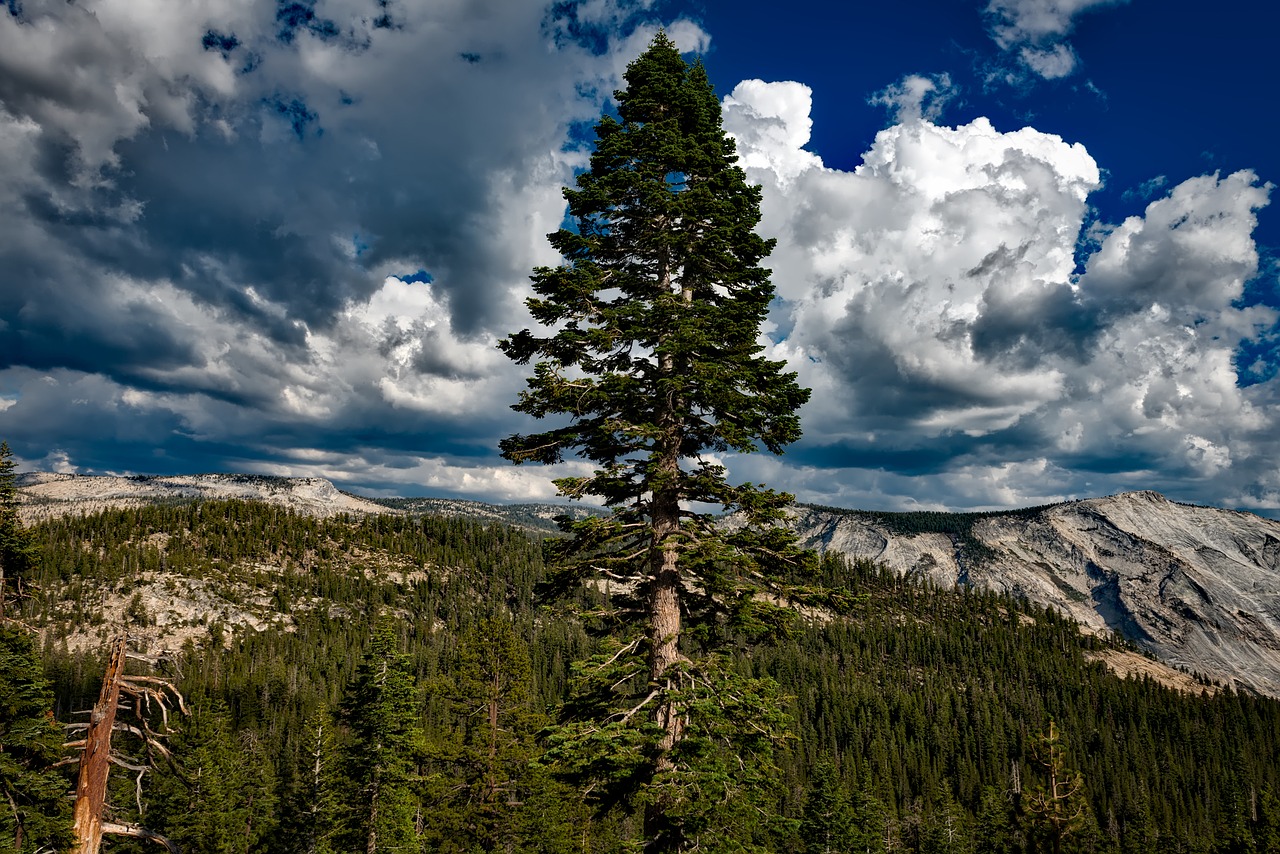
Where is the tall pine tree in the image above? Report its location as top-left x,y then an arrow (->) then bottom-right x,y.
0,625 -> 73,852
0,441 -> 36,620
500,32 -> 811,852
148,701 -> 278,854
337,621 -> 422,854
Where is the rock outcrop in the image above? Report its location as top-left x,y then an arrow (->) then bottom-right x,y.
792,491 -> 1280,697
16,472 -> 393,521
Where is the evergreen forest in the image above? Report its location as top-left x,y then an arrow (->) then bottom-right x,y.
5,499 -> 1280,853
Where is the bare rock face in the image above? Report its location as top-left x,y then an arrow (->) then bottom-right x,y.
16,472 -> 601,532
16,472 -> 394,521
792,492 -> 1280,697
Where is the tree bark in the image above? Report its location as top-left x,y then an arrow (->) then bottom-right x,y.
72,634 -> 128,854
644,254 -> 690,851
645,488 -> 684,852
649,492 -> 684,759
365,774 -> 379,854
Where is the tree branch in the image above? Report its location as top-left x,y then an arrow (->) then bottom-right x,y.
100,822 -> 178,853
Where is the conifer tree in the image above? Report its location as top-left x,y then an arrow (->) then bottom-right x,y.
338,621 -> 422,854
1254,786 -> 1280,854
283,706 -> 344,854
149,702 -> 278,854
422,615 -> 545,852
975,785 -> 1018,854
800,762 -> 857,854
501,32 -> 811,852
0,441 -> 36,620
1024,720 -> 1087,854
0,624 -> 74,852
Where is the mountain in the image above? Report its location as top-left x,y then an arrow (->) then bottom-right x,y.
15,472 -> 599,533
16,473 -> 1280,696
16,472 -> 390,520
792,491 -> 1280,697
357,495 -> 604,533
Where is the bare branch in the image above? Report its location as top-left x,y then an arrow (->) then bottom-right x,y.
609,689 -> 661,725
108,756 -> 149,773
592,638 -> 642,674
609,670 -> 644,692
99,822 -> 178,853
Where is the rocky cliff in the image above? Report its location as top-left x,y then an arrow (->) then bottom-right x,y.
792,491 -> 1280,697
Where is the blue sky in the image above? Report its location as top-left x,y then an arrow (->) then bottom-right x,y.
697,0 -> 1279,257
1,0 -> 1278,516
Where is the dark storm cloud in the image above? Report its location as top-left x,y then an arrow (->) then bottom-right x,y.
0,0 -> 705,496
970,279 -> 1104,365
0,0 -> 651,351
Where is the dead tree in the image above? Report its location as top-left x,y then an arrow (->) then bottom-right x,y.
66,634 -> 186,854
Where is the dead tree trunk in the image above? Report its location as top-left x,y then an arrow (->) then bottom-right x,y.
69,634 -> 185,853
72,634 -> 128,854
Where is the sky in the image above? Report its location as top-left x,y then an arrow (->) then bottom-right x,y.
1,0 -> 1278,516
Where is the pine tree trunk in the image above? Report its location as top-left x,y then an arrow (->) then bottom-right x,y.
366,774 -> 379,854
72,635 -> 128,854
649,489 -> 683,758
643,256 -> 690,851
646,486 -> 683,852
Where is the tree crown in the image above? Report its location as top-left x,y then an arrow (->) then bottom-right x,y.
500,33 -> 809,517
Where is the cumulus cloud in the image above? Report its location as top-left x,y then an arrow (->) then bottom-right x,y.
984,0 -> 1126,79
722,80 -> 822,185
725,80 -> 1279,513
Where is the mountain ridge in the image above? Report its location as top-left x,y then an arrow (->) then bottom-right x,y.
15,471 -> 599,534
790,490 -> 1280,697
15,472 -> 1280,696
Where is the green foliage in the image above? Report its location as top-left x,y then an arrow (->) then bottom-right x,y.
0,624 -> 73,852
800,761 -> 857,854
17,500 -> 1280,853
1023,720 -> 1088,854
545,646 -> 792,852
280,705 -> 343,854
0,441 -> 37,618
499,33 -> 812,850
976,785 -> 1021,854
148,701 -> 279,854
336,620 -> 423,854
420,614 -> 550,852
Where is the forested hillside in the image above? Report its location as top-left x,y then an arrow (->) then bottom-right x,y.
12,501 -> 1280,852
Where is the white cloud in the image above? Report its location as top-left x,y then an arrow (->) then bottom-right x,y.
40,449 -> 78,475
251,453 -> 596,503
722,80 -> 822,185
986,0 -> 1120,47
4,4 -> 1278,517
984,0 -> 1127,79
869,73 -> 956,124
725,80 -> 1279,512
1018,44 -> 1077,79
0,0 -> 713,500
